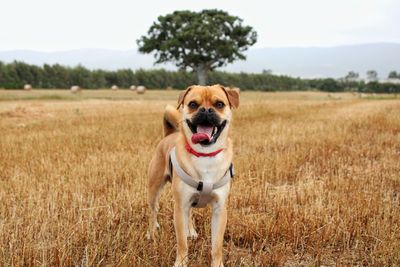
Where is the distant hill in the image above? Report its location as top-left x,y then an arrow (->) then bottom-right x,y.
230,43 -> 400,78
1,43 -> 399,78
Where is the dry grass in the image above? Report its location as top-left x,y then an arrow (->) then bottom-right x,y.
0,90 -> 399,266
0,89 -> 175,102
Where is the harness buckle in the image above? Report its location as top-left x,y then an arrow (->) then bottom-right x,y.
197,181 -> 203,191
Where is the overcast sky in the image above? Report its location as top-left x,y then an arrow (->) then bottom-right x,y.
1,0 -> 399,51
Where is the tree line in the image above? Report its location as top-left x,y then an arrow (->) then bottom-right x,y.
1,60 -> 400,93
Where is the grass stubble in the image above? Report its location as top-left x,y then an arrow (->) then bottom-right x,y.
0,90 -> 399,266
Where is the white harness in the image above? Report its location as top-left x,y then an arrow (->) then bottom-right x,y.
169,147 -> 234,208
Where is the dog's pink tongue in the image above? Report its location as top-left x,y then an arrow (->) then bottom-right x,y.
192,126 -> 213,144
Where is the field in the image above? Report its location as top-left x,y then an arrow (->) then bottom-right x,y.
0,89 -> 399,266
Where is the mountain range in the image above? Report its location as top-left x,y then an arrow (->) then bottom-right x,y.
1,43 -> 399,79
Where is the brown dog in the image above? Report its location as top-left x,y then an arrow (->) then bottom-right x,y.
147,84 -> 239,267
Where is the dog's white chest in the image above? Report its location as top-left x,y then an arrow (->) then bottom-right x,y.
192,153 -> 224,183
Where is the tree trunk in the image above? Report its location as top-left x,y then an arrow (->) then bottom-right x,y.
196,64 -> 208,85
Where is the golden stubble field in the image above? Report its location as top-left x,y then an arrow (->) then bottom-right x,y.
0,89 -> 399,266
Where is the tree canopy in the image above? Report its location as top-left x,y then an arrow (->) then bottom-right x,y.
366,70 -> 378,81
388,71 -> 399,79
137,9 -> 257,85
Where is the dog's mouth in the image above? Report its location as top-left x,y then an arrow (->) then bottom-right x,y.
186,119 -> 227,146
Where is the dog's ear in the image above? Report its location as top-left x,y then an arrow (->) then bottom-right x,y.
219,85 -> 240,108
177,86 -> 193,109
227,88 -> 240,108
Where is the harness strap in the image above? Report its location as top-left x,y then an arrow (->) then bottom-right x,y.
169,147 -> 233,208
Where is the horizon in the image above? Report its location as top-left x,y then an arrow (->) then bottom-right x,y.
1,42 -> 400,79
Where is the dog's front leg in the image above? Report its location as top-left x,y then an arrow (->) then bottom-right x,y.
211,200 -> 227,267
173,198 -> 190,267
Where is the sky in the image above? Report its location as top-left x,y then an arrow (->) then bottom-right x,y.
0,0 -> 399,51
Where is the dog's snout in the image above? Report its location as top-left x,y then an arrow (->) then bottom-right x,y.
193,106 -> 220,126
199,107 -> 214,114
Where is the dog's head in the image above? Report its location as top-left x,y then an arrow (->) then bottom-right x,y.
177,84 -> 239,147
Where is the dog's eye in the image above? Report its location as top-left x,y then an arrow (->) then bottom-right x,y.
188,101 -> 199,109
215,101 -> 225,109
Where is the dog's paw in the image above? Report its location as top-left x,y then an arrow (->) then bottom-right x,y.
146,229 -> 159,241
146,222 -> 161,240
173,259 -> 188,267
146,231 -> 151,240
146,231 -> 152,240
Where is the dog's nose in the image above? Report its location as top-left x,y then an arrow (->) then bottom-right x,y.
199,107 -> 214,114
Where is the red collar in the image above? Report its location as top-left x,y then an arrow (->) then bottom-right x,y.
185,141 -> 223,157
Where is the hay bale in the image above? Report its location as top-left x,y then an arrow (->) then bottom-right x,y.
70,85 -> 81,93
24,84 -> 32,91
111,85 -> 119,90
166,86 -> 173,90
130,85 -> 136,91
137,85 -> 146,94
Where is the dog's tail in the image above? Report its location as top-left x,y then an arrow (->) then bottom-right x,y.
163,104 -> 181,137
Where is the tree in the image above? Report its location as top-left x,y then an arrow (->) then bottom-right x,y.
344,71 -> 359,82
388,71 -> 398,79
366,70 -> 378,82
0,61 -> 5,87
91,70 -> 107,88
317,78 -> 343,92
70,65 -> 91,88
51,64 -> 70,88
2,61 -> 21,89
137,9 -> 257,85
262,69 -> 273,75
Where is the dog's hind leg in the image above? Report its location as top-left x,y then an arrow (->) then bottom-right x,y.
146,154 -> 168,240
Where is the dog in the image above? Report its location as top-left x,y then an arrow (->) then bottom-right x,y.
147,84 -> 239,267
